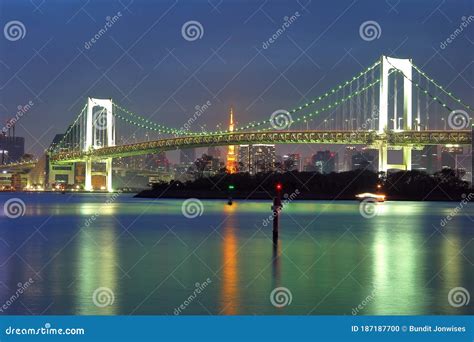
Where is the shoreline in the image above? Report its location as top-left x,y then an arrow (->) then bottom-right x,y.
134,189 -> 472,202
1,190 -> 470,202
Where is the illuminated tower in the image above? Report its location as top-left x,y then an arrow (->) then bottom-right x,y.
226,107 -> 237,174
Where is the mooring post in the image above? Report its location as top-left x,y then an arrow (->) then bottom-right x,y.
272,186 -> 282,242
272,197 -> 281,241
227,184 -> 235,206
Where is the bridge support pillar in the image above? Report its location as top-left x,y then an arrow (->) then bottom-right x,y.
402,146 -> 412,171
378,145 -> 412,172
106,158 -> 113,192
378,144 -> 388,173
85,159 -> 92,191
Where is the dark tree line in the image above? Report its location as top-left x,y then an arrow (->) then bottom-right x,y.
142,169 -> 471,200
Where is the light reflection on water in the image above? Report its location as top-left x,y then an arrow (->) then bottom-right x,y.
0,193 -> 472,315
220,203 -> 239,315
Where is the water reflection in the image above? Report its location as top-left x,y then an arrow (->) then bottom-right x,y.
440,233 -> 463,314
77,225 -> 118,315
0,194 -> 472,315
271,240 -> 281,288
220,204 -> 240,314
371,212 -> 425,314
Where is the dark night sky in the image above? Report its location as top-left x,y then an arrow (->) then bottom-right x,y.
0,0 -> 472,161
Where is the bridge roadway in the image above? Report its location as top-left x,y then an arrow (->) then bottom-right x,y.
48,129 -> 472,163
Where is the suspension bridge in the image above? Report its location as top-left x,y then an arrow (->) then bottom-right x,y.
1,56 -> 472,191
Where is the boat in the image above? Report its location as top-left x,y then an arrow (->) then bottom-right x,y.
355,192 -> 386,202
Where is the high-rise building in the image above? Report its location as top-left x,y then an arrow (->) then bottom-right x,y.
46,134 -> 74,186
441,146 -> 463,170
194,153 -> 224,177
180,148 -> 196,165
226,107 -> 237,173
455,151 -> 472,184
412,145 -> 438,174
303,156 -> 316,172
343,146 -> 358,171
238,145 -> 250,173
11,173 -> 23,190
352,149 -> 377,172
275,155 -> 284,172
27,154 -> 47,187
115,155 -> 148,170
207,146 -> 221,159
155,151 -> 170,172
312,151 -> 338,174
0,135 -> 25,163
238,144 -> 276,174
283,153 -> 301,171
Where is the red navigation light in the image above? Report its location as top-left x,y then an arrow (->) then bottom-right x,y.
276,183 -> 283,191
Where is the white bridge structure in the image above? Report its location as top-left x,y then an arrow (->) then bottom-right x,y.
84,98 -> 115,192
1,55 -> 471,192
378,56 -> 414,172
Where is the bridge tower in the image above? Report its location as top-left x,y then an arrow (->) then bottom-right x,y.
226,107 -> 238,174
378,56 -> 413,172
84,97 -> 115,192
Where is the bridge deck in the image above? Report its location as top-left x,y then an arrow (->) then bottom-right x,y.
46,130 -> 471,163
